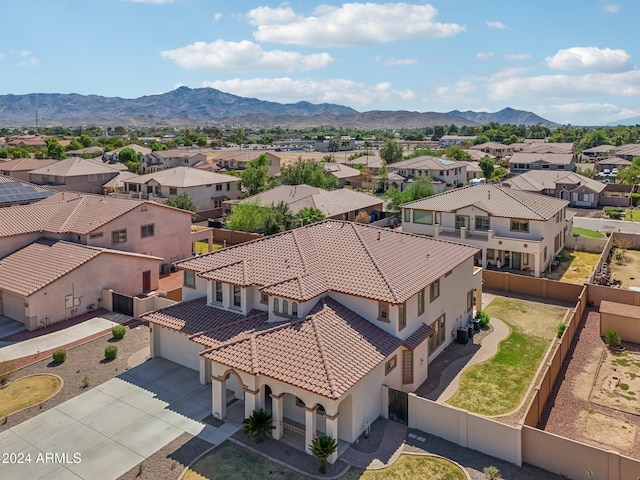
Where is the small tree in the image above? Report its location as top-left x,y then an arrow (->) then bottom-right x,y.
0,361 -> 16,386
296,207 -> 325,226
310,435 -> 338,474
379,139 -> 403,164
52,348 -> 67,364
242,408 -> 275,443
479,156 -> 495,180
604,329 -> 621,349
483,466 -> 502,479
165,193 -> 196,213
112,325 -> 126,340
105,345 -> 118,360
239,154 -> 270,196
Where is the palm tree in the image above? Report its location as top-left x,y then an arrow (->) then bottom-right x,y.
296,207 -> 325,226
242,408 -> 275,443
310,435 -> 338,474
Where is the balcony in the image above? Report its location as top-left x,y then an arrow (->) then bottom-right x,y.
466,230 -> 489,241
438,227 -> 461,238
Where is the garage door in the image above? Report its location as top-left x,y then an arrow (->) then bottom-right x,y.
1,291 -> 27,324
157,327 -> 201,371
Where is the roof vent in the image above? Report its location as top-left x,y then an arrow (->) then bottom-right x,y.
377,231 -> 381,241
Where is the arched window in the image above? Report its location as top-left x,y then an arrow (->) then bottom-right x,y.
292,302 -> 298,316
282,300 -> 288,314
273,298 -> 279,313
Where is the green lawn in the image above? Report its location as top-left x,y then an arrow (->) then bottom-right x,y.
193,242 -> 223,255
625,209 -> 640,222
447,298 -> 566,416
183,442 -> 466,480
572,227 -> 605,238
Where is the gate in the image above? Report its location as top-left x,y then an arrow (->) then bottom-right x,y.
388,388 -> 409,424
112,292 -> 134,317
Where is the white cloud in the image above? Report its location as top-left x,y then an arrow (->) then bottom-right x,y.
18,57 -> 39,68
602,3 -> 620,13
161,40 -> 333,72
487,69 -> 640,101
532,103 -> 640,124
201,77 -> 414,107
476,52 -> 494,61
214,12 -> 223,22
122,0 -> 174,4
375,56 -> 418,67
436,81 -> 477,97
546,47 -> 631,72
19,50 -> 31,57
503,53 -> 531,60
245,3 -> 465,47
0,52 -> 5,59
485,21 -> 507,29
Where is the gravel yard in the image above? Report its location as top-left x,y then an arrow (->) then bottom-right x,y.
0,322 -> 150,433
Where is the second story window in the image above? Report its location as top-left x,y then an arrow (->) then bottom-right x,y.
413,210 -> 433,225
111,229 -> 127,244
216,184 -> 223,191
273,298 -> 279,313
403,209 -> 411,223
510,219 -> 529,232
430,279 -> 440,302
292,302 -> 298,316
455,215 -> 469,229
215,281 -> 223,303
141,224 -> 154,238
475,216 -> 490,231
418,288 -> 425,316
184,270 -> 196,289
232,285 -> 241,308
378,302 -> 389,322
399,302 -> 406,330
260,293 -> 268,305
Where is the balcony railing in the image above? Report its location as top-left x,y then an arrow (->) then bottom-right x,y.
438,227 -> 461,238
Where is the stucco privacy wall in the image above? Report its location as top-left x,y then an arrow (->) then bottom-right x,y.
482,270 -> 583,302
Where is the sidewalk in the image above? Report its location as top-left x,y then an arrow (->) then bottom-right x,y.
0,312 -> 130,362
437,316 -> 509,402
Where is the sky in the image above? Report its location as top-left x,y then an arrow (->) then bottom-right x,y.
1,0 -> 639,125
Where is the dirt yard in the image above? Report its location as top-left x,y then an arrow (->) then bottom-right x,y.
542,310 -> 640,457
608,250 -> 640,290
554,250 -> 601,285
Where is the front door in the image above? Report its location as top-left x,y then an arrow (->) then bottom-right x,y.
142,270 -> 151,292
388,388 -> 408,424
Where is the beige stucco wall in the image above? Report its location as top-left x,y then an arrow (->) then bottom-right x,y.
19,252 -> 160,330
0,232 -> 42,257
600,311 -> 640,344
84,203 -> 193,263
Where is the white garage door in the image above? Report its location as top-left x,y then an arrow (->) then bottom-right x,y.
1,291 -> 27,324
157,327 -> 201,371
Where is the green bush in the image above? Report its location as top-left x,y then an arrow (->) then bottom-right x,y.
475,311 -> 490,329
604,329 -> 621,348
557,323 -> 567,338
111,325 -> 126,339
104,345 -> 118,360
631,193 -> 640,207
52,349 -> 67,364
605,207 -> 623,219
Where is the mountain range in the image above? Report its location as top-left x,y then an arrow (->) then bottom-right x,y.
0,86 -> 558,129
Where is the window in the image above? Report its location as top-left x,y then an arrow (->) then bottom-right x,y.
378,302 -> 389,322
141,224 -> 155,238
544,246 -> 548,262
486,249 -> 495,260
428,314 -> 446,353
111,229 -> 127,244
455,215 -> 469,229
215,282 -> 223,303
216,184 -> 223,191
430,279 -> 440,302
282,300 -> 288,315
578,193 -> 592,202
417,288 -> 425,316
413,210 -> 433,225
434,212 -> 441,225
402,350 -> 414,384
542,164 -> 550,169
273,298 -> 279,313
260,293 -> 268,305
227,182 -> 231,191
169,187 -> 178,195
213,199 -> 222,209
554,233 -> 561,251
292,302 -> 298,316
232,285 -> 241,308
557,165 -> 565,170
184,270 -> 196,288
89,231 -> 103,239
399,302 -> 406,330
467,290 -> 473,312
510,220 -> 529,232
475,216 -> 490,231
385,355 -> 397,375
403,209 -> 411,223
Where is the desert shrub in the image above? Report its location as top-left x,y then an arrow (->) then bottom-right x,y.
0,361 -> 16,386
111,325 -> 126,339
52,349 -> 67,364
630,193 -> 640,207
604,329 -> 621,348
104,345 -> 118,360
476,310 -> 490,328
483,466 -> 501,479
81,375 -> 90,389
557,323 -> 567,338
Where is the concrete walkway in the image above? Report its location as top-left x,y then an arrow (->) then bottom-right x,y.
0,313 -> 129,362
341,420 -> 407,470
437,316 -> 510,403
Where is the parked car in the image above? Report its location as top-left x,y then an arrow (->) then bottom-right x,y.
207,219 -> 226,229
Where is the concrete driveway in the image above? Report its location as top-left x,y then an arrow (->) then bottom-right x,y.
0,358 -> 238,479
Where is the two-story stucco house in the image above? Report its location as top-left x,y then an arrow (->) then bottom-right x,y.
123,166 -> 240,217
142,220 -> 482,463
401,184 -> 571,277
509,152 -> 576,174
387,156 -> 467,192
140,150 -> 207,173
29,157 -> 121,194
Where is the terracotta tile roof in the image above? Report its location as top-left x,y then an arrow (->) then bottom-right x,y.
321,163 -> 361,179
504,171 -> 606,194
30,157 -> 122,177
178,220 -> 478,304
124,166 -> 238,188
0,239 -> 102,296
509,152 -> 574,166
520,143 -> 574,154
0,158 -> 57,172
196,297 -> 402,398
403,184 -> 568,221
388,156 -> 466,171
403,323 -> 434,350
0,192 -> 189,238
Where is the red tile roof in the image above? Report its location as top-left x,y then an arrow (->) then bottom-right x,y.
178,220 -> 478,304
145,297 -> 402,398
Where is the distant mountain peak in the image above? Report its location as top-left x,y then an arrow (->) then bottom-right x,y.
447,108 -> 557,126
